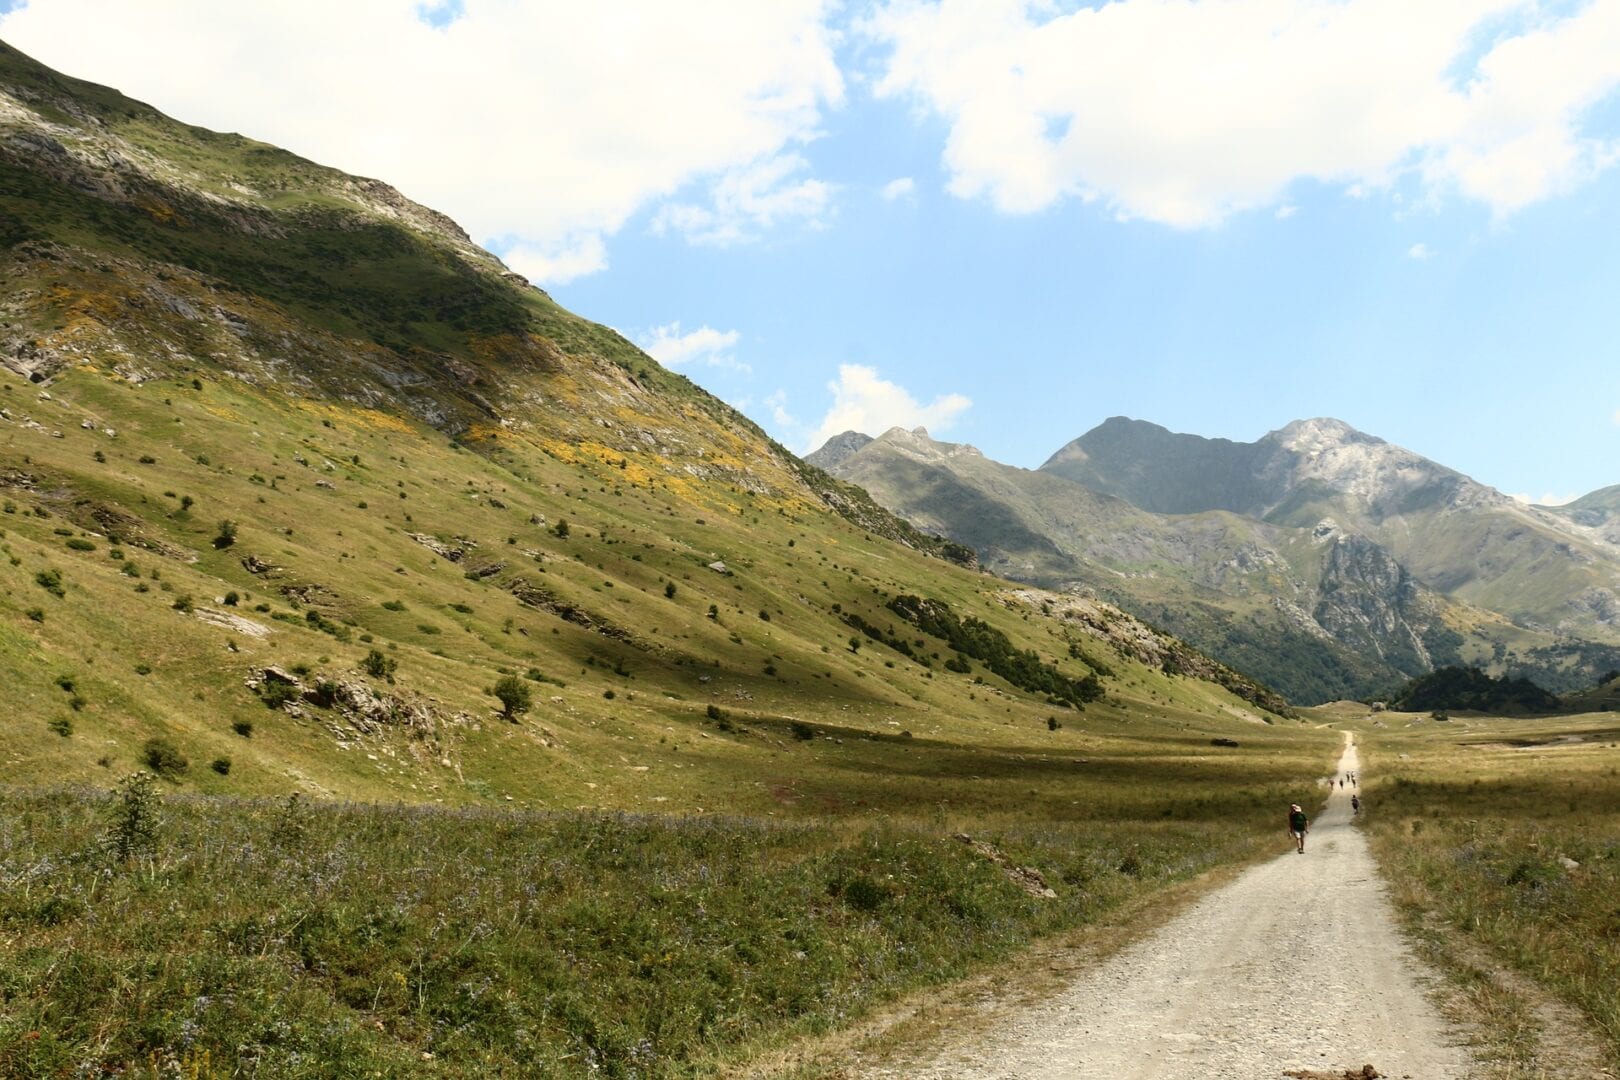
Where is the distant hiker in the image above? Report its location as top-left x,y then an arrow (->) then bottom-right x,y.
1339,778 -> 1345,789
1288,803 -> 1309,854
1351,794 -> 1361,815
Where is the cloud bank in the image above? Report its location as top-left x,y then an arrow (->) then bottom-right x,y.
804,364 -> 971,452
866,0 -> 1620,226
0,0 -> 843,282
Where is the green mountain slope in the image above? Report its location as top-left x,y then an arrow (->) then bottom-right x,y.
0,40 -> 1292,810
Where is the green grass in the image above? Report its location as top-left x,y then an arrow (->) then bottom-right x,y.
1349,709 -> 1620,1072
0,732 -> 1329,1078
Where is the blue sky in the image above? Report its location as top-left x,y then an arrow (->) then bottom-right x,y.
4,0 -> 1620,501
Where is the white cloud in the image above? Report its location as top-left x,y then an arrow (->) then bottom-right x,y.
1512,491 -> 1582,506
1408,242 -> 1434,260
502,234 -> 608,286
804,363 -> 970,452
881,176 -> 917,200
865,0 -> 1620,226
636,322 -> 748,373
1274,204 -> 1298,220
0,1 -> 843,282
766,389 -> 797,428
652,153 -> 834,246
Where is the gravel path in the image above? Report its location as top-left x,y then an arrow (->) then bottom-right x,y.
860,734 -> 1471,1079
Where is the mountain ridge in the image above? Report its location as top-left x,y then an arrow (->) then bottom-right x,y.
814,419 -> 1620,702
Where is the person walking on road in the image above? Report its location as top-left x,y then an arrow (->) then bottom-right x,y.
1289,803 -> 1309,854
1351,794 -> 1361,815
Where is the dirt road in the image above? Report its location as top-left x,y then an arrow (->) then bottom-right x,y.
859,734 -> 1471,1079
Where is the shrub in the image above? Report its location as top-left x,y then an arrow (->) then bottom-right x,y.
553,519 -> 570,539
134,663 -> 152,675
172,595 -> 194,613
791,721 -> 816,741
121,561 -> 140,577
361,648 -> 398,681
48,717 -> 72,737
35,569 -> 65,597
210,757 -> 232,776
706,704 -> 725,722
381,599 -> 407,611
664,582 -> 677,599
138,455 -> 156,465
232,720 -> 253,738
26,607 -> 45,622
213,519 -> 238,549
223,591 -> 239,606
310,679 -> 341,709
491,675 -> 532,721
65,538 -> 95,551
260,680 -> 299,710
142,738 -> 188,778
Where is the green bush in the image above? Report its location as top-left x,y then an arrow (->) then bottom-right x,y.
142,738 -> 189,778
491,675 -> 531,721
35,569 -> 65,597
210,757 -> 232,776
361,648 -> 398,681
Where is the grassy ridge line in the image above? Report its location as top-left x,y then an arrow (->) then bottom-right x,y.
0,764 -> 1324,1079
1355,711 -> 1620,1073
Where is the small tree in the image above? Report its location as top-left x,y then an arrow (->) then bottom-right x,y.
491,675 -> 532,721
664,581 -> 677,599
104,771 -> 161,864
553,518 -> 570,539
213,519 -> 238,549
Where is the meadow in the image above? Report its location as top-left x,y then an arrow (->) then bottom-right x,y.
0,720 -> 1334,1078
1350,708 -> 1620,1074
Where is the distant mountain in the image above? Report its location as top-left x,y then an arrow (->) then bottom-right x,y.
804,430 -> 873,471
1544,484 -> 1620,546
814,421 -> 1620,702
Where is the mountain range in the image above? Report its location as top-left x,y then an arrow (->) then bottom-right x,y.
809,418 -> 1620,702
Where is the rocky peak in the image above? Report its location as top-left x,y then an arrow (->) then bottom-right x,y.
804,430 -> 874,471
1269,417 -> 1377,454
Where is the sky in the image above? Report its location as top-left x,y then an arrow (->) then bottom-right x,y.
4,1 -> 1620,504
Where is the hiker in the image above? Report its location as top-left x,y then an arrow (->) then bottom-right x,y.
1288,803 -> 1309,854
1351,794 -> 1361,815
